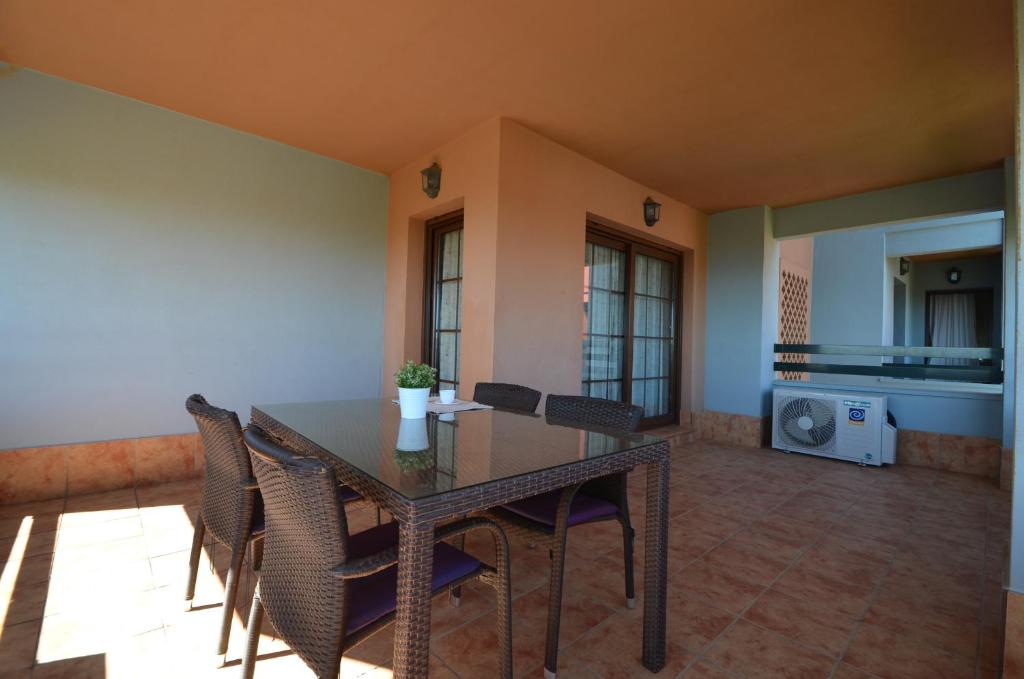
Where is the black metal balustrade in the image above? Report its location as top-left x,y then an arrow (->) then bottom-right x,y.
773,344 -> 1004,384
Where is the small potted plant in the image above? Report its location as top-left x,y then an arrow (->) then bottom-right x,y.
395,360 -> 436,419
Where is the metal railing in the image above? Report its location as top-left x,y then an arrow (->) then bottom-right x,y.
773,344 -> 1004,383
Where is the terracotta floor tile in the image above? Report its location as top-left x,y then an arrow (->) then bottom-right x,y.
682,660 -> 736,678
743,587 -> 859,657
844,622 -> 976,679
673,557 -> 765,615
705,619 -> 834,678
57,515 -> 143,549
563,553 -> 639,611
0,498 -> 65,521
6,553 -> 53,587
31,653 -> 108,679
0,619 -> 41,671
664,590 -> 736,653
771,566 -> 875,619
703,540 -> 791,586
0,579 -> 49,625
831,663 -> 881,679
727,525 -> 808,563
560,609 -> 696,679
0,443 -> 1006,678
862,589 -> 979,660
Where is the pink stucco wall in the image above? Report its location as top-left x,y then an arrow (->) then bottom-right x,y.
383,117 -> 708,418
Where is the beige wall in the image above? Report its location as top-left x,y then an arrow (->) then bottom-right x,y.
383,117 -> 707,419
383,118 -> 502,397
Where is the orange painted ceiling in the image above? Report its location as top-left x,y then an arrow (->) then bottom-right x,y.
0,0 -> 1013,213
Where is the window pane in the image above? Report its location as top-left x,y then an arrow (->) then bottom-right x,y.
429,224 -> 463,389
583,242 -> 626,399
437,280 -> 460,330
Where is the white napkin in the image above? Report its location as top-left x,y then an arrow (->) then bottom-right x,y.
391,398 -> 493,413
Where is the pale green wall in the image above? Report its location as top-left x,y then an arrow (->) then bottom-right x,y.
704,206 -> 778,417
774,168 -> 1005,238
0,70 -> 389,449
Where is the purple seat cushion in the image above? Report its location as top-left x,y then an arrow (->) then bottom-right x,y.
502,491 -> 619,527
345,522 -> 480,634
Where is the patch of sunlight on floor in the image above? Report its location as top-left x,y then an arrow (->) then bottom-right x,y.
0,515 -> 32,632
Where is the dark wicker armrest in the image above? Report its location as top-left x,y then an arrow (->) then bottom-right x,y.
334,518 -> 509,580
333,548 -> 400,579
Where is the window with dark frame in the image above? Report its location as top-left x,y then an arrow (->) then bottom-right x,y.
424,212 -> 464,392
582,224 -> 682,428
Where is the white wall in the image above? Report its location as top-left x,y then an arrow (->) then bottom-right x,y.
0,70 -> 389,449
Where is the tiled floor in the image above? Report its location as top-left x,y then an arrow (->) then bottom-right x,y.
0,440 -> 1008,678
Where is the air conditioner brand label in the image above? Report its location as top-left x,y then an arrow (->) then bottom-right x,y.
843,399 -> 871,408
848,408 -> 866,425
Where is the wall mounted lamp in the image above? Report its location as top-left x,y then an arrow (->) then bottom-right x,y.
946,267 -> 962,285
643,197 -> 662,227
420,163 -> 442,199
899,257 -> 911,276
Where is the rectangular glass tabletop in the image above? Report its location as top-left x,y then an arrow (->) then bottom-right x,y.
253,399 -> 663,500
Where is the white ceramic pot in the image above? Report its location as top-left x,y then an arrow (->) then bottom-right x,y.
396,417 -> 430,451
397,387 -> 431,419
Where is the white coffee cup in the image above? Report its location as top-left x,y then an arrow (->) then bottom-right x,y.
439,389 -> 456,404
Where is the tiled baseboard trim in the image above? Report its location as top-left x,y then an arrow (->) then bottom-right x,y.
696,410 -> 769,449
696,411 -> 1002,481
0,433 -> 203,505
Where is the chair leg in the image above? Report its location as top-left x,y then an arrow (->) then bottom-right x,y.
492,528 -> 513,679
250,537 -> 264,572
217,540 -> 248,657
450,533 -> 467,606
240,584 -> 264,679
184,511 -> 206,611
543,535 -> 569,679
622,520 -> 636,609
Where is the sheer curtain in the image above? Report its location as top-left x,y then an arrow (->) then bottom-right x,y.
929,293 -> 977,366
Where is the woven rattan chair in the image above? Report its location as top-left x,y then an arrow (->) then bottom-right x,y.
240,426 -> 513,679
185,394 -> 363,659
473,382 -> 542,413
488,394 -> 642,679
184,394 -> 266,658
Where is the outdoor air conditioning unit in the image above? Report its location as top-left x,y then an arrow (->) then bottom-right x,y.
772,388 -> 896,466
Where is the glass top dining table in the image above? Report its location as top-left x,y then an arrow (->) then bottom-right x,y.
253,398 -> 664,499
250,398 -> 671,679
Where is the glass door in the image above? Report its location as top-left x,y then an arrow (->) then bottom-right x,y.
425,212 -> 464,392
582,237 -> 628,400
631,248 -> 678,421
582,226 -> 681,427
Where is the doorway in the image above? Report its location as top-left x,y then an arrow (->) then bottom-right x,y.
424,211 -> 464,392
582,224 -> 682,428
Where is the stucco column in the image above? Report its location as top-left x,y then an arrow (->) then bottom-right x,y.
702,206 -> 779,446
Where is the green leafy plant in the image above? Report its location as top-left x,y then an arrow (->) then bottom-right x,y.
395,360 -> 437,389
394,449 -> 435,472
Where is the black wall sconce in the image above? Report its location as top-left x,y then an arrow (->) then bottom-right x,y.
643,197 -> 661,227
899,257 -> 911,276
946,267 -> 962,285
421,163 -> 441,199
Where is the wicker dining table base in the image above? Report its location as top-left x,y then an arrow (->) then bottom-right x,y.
252,407 -> 670,678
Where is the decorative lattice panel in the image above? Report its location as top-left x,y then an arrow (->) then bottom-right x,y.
779,269 -> 810,380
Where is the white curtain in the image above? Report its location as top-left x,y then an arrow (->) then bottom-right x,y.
929,293 -> 977,366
